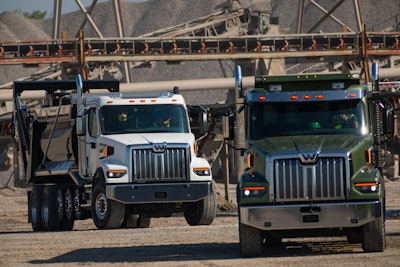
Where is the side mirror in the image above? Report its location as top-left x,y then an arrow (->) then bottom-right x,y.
383,105 -> 394,135
199,112 -> 208,134
222,113 -> 235,140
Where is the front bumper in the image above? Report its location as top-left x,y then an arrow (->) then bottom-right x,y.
106,181 -> 213,204
240,201 -> 382,230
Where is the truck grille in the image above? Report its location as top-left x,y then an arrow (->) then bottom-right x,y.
132,146 -> 190,182
274,157 -> 346,202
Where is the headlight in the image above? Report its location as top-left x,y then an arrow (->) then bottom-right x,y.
242,186 -> 266,198
107,170 -> 126,178
193,168 -> 210,176
355,182 -> 379,193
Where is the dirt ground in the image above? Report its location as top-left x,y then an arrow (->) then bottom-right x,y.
0,180 -> 400,267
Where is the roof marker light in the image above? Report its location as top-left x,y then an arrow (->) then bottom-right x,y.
290,95 -> 299,100
107,100 -> 113,103
140,99 -> 146,102
303,95 -> 311,100
348,93 -> 356,97
258,96 -> 267,101
315,95 -> 325,99
129,99 -> 135,102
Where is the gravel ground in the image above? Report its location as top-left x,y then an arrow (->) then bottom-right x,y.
0,180 -> 399,267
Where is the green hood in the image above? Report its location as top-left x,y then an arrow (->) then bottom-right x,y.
251,134 -> 367,155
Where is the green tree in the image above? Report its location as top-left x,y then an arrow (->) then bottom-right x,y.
14,9 -> 47,20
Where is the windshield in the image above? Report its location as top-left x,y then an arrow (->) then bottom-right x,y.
100,104 -> 189,134
248,100 -> 365,139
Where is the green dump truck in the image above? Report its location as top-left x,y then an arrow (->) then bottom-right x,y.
235,64 -> 399,256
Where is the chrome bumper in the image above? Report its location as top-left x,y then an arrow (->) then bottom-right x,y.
240,201 -> 382,230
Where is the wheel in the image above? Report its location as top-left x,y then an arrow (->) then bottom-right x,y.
56,186 -> 65,224
91,182 -> 125,229
239,222 -> 264,257
137,215 -> 151,228
265,231 -> 282,247
73,187 -> 90,220
184,192 -> 216,226
122,214 -> 139,228
362,215 -> 386,252
29,185 -> 44,231
64,186 -> 75,221
60,186 -> 75,231
347,227 -> 363,244
41,185 -> 61,231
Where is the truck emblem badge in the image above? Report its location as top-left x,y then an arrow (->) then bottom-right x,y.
152,142 -> 167,153
300,152 -> 318,164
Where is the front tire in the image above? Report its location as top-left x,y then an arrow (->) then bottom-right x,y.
239,222 -> 264,257
362,215 -> 385,252
91,182 -> 125,229
184,192 -> 216,226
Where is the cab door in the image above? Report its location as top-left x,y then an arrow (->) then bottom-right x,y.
86,107 -> 100,177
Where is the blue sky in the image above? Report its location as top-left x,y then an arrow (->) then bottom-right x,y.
0,0 -> 145,17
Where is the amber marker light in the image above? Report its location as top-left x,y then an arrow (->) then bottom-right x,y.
365,148 -> 372,164
243,186 -> 266,197
303,95 -> 311,100
315,95 -> 325,99
247,153 -> 254,168
290,95 -> 299,100
348,93 -> 357,97
355,182 -> 379,193
258,96 -> 267,101
107,100 -> 113,103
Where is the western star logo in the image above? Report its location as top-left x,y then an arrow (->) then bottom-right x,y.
152,142 -> 167,153
299,152 -> 318,164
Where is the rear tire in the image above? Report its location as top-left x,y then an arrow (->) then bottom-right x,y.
138,215 -> 151,228
73,187 -> 90,220
41,185 -> 61,231
91,182 -> 125,229
122,214 -> 139,228
30,185 -> 44,231
61,186 -> 75,230
184,192 -> 216,226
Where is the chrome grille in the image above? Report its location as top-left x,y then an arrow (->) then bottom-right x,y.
132,146 -> 189,182
274,157 -> 346,202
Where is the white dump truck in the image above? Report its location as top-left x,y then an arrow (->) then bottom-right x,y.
13,75 -> 216,231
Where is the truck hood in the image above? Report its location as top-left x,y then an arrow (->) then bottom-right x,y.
251,134 -> 366,155
101,132 -> 194,146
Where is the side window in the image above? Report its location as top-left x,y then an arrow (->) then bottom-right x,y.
88,108 -> 98,137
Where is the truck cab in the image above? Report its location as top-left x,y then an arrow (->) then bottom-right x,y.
235,70 -> 389,256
